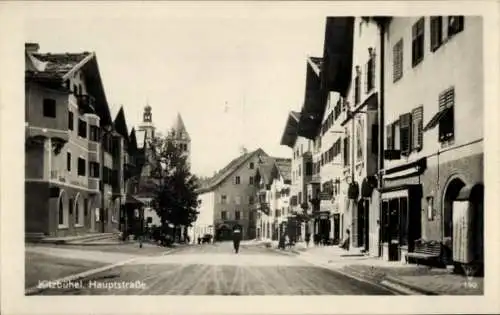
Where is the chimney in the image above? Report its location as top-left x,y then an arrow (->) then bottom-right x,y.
25,43 -> 40,53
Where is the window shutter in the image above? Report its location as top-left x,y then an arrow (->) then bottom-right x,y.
399,113 -> 412,155
412,107 -> 424,151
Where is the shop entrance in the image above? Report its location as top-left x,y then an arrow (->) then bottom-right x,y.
443,177 -> 467,263
333,213 -> 340,245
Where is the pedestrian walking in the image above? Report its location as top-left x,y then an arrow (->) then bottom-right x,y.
305,232 -> 311,248
232,224 -> 242,254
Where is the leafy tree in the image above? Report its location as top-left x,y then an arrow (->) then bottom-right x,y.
150,132 -> 200,239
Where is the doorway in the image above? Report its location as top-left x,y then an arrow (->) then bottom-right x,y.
333,214 -> 340,245
357,201 -> 365,248
443,177 -> 467,263
364,199 -> 370,252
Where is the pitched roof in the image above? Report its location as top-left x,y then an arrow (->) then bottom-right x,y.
129,128 -> 138,152
280,111 -> 301,148
307,56 -> 323,76
172,113 -> 190,140
197,148 -> 268,192
255,156 -> 276,186
113,106 -> 129,142
25,45 -> 113,126
274,158 -> 292,183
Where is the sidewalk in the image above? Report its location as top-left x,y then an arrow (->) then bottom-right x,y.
296,245 -> 484,295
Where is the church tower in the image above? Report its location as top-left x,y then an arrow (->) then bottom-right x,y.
169,113 -> 191,170
137,104 -> 156,150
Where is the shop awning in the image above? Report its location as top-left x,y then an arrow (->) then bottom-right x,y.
423,106 -> 452,131
456,183 -> 484,202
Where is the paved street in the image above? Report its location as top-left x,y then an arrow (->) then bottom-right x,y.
33,242 -> 396,295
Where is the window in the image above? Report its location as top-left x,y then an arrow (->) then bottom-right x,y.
78,119 -> 87,138
343,136 -> 350,166
89,162 -> 100,178
89,125 -> 100,142
221,195 -> 227,204
66,152 -> 71,172
68,111 -> 74,130
448,16 -> 464,37
365,53 -> 375,93
412,18 -> 425,67
298,192 -> 302,204
275,209 -> 281,217
69,198 -> 74,216
249,196 -> 254,204
411,107 -> 424,151
249,176 -> 254,185
399,113 -> 412,156
304,162 -> 312,176
298,165 -> 301,176
393,39 -> 403,82
43,98 -> 56,118
235,211 -> 241,220
430,16 -> 443,52
77,157 -> 86,176
75,198 -> 83,226
249,162 -> 254,169
221,211 -> 227,220
58,197 -> 64,225
235,176 -> 241,184
354,70 -> 361,105
438,88 -> 455,142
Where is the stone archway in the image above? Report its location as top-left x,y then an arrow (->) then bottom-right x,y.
57,189 -> 68,228
442,175 -> 467,262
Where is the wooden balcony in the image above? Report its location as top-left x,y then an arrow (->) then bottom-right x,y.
77,94 -> 96,114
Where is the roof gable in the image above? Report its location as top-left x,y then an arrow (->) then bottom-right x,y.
172,113 -> 190,140
25,47 -> 113,127
280,111 -> 301,148
129,128 -> 138,152
198,148 -> 268,191
113,106 -> 130,142
274,158 -> 292,183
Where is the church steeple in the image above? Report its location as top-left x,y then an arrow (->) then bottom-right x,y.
143,104 -> 152,123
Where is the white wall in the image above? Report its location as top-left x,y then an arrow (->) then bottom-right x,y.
189,191 -> 215,242
384,17 -> 483,169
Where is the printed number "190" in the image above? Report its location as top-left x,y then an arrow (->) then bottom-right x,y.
463,281 -> 478,289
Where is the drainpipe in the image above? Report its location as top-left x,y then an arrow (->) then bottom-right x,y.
376,18 -> 386,257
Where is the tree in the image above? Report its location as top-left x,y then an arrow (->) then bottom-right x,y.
150,132 -> 200,239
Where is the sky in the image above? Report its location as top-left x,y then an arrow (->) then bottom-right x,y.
24,3 -> 326,177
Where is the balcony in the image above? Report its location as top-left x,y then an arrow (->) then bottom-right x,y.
50,170 -> 67,183
259,202 -> 270,215
77,94 -> 96,114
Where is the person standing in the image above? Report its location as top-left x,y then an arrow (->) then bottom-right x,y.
232,224 -> 242,254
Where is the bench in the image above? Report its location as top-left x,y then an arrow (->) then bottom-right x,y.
405,240 -> 444,266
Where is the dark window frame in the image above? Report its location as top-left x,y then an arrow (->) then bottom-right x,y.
221,211 -> 227,220
67,152 -> 72,172
438,87 -> 455,142
77,157 -> 86,176
411,106 -> 424,151
235,176 -> 241,185
43,98 -> 57,118
399,113 -> 412,156
447,16 -> 464,38
78,119 -> 87,138
412,17 -> 425,67
430,16 -> 443,52
68,111 -> 74,130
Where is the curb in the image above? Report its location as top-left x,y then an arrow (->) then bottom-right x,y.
25,248 -> 175,296
295,253 -> 432,295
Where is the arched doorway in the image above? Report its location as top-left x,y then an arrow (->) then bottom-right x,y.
57,189 -> 68,233
443,176 -> 467,262
216,224 -> 232,241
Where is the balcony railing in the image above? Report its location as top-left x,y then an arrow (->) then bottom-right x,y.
50,170 -> 66,183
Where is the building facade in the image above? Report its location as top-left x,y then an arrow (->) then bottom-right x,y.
380,16 -> 483,265
196,148 -> 268,240
188,190 -> 215,243
340,17 -> 382,255
25,43 -> 131,237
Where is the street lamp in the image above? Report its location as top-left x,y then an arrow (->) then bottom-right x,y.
100,124 -> 114,233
